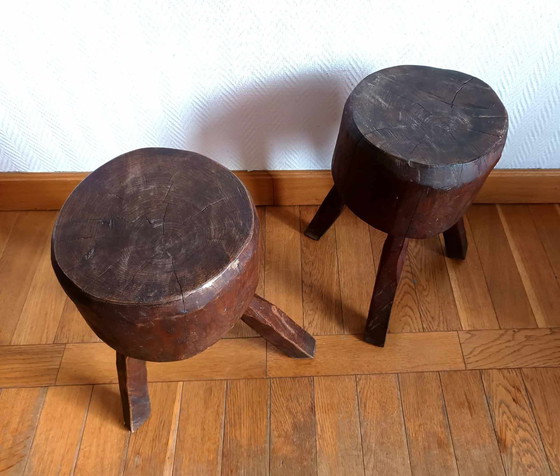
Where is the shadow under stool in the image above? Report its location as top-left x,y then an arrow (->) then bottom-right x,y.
305,65 -> 508,347
52,148 -> 315,432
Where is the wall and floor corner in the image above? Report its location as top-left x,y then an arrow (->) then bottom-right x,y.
1,0 -> 559,175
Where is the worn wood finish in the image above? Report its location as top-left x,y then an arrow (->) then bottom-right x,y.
482,369 -> 550,474
51,148 -> 315,432
116,353 -> 150,432
306,66 -> 508,345
241,294 -> 316,358
364,235 -> 409,346
0,344 -> 64,388
440,371 -> 505,475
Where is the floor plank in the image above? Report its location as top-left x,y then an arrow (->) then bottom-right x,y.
0,212 -> 18,259
0,344 -> 64,388
56,338 -> 266,385
270,377 -> 317,476
356,374 -> 411,475
468,205 -> 536,328
460,328 -> 560,369
399,372 -> 458,475
267,332 -> 464,378
0,212 -> 56,344
221,379 -> 269,475
123,382 -> 182,476
335,209 -> 375,334
522,368 -> 560,475
300,206 -> 344,335
54,297 -> 101,344
482,369 -> 550,475
408,237 -> 462,331
440,371 -> 504,475
0,387 -> 46,474
530,205 -> 560,287
314,376 -> 364,475
25,385 -> 92,475
174,380 -> 226,476
442,216 -> 500,330
499,205 -> 560,327
11,231 -> 66,345
265,206 -> 303,326
74,384 -> 130,476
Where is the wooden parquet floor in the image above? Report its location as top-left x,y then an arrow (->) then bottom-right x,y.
1,204 -> 560,475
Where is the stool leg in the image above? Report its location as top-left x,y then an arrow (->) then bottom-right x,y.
242,294 -> 316,358
364,235 -> 409,347
443,217 -> 468,260
304,185 -> 345,241
116,353 -> 151,432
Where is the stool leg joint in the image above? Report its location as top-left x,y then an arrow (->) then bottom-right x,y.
304,185 -> 345,241
242,294 -> 315,358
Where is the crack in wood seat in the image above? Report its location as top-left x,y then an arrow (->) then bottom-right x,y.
305,65 -> 508,347
52,148 -> 315,431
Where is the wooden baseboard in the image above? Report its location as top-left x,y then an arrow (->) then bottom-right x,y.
0,169 -> 558,210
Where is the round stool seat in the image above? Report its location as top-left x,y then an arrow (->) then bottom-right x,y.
52,148 -> 259,361
332,64 -> 508,237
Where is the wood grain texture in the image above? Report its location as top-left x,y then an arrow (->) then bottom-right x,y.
222,379 -> 269,475
270,377 -> 317,476
399,372 -> 458,475
300,205 -> 344,335
0,211 -> 18,258
267,332 -> 464,378
499,205 -> 560,327
11,229 -> 66,345
0,344 -> 64,387
227,206 -> 265,339
1,170 -> 559,211
123,382 -> 182,476
408,237 -> 461,331
314,376 -> 364,476
441,216 -> 499,330
25,385 -> 92,475
56,338 -> 266,385
265,206 -> 303,326
0,212 -> 55,344
54,297 -> 101,344
460,328 -> 560,369
174,380 -> 226,475
522,368 -> 560,475
335,209 -> 375,334
356,374 -> 411,475
440,371 -> 504,475
74,384 -> 130,476
482,369 -> 550,475
0,387 -> 46,474
530,204 -> 560,285
468,205 -> 536,328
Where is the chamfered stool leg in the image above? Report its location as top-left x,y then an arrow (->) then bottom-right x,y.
116,353 -> 151,432
443,217 -> 468,260
364,235 -> 409,347
304,185 -> 345,241
241,294 -> 316,358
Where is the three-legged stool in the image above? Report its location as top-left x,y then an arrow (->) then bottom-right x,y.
305,65 -> 508,347
52,148 -> 315,431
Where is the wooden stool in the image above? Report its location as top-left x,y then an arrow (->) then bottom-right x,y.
52,148 -> 315,431
305,65 -> 508,347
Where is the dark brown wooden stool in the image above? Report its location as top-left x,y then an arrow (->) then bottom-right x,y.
52,148 -> 315,431
305,65 -> 508,347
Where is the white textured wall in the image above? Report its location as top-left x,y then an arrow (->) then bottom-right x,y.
1,0 -> 559,172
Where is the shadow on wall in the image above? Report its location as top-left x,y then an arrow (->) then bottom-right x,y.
193,70 -> 355,171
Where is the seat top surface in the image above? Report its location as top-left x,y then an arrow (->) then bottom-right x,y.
349,65 -> 508,167
52,148 -> 255,305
